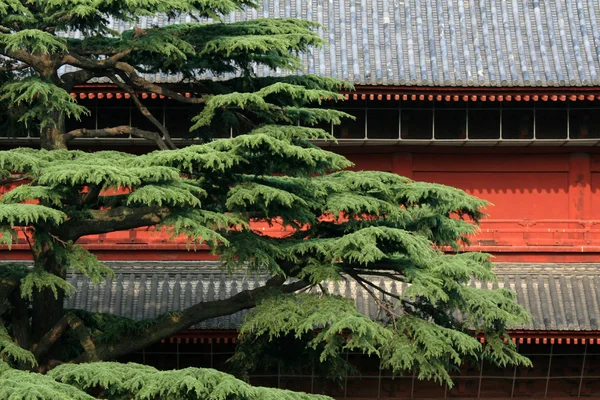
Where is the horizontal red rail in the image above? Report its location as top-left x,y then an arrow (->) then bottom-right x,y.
4,219 -> 600,250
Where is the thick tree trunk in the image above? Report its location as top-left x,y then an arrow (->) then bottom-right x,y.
40,111 -> 67,150
31,244 -> 66,343
10,288 -> 31,350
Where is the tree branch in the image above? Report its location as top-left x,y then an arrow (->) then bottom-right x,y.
114,61 -> 206,104
79,277 -> 310,362
110,74 -> 177,150
64,125 -> 170,150
346,271 -> 402,301
345,267 -> 406,281
31,315 -> 69,360
60,69 -> 105,88
66,313 -> 98,362
0,47 -> 40,69
347,272 -> 402,329
1,174 -> 29,186
61,54 -> 206,105
60,47 -> 137,86
56,206 -> 170,241
62,49 -> 132,71
32,312 -> 98,366
81,185 -> 102,206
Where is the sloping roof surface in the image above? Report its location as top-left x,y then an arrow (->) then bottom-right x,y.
64,262 -> 600,331
62,1 -> 600,87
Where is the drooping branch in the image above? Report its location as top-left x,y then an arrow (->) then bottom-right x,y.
345,269 -> 406,281
110,75 -> 177,150
81,277 -> 310,362
64,125 -> 170,150
346,271 -> 402,301
55,206 -> 170,241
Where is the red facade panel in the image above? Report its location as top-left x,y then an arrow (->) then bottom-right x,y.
412,171 -> 570,220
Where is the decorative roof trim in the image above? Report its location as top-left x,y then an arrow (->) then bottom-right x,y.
162,329 -> 600,345
68,84 -> 600,103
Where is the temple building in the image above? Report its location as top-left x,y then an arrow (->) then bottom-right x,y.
2,0 -> 600,398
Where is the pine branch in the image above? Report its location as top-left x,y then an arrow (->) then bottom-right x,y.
0,47 -> 40,69
109,74 -> 177,150
345,268 -> 406,281
346,271 -> 402,301
61,53 -> 207,105
0,174 -> 29,185
114,61 -> 206,104
64,125 -> 169,150
61,49 -> 132,71
77,277 -> 310,362
56,206 -> 170,241
31,315 -> 70,360
81,186 -> 102,206
32,312 -> 98,365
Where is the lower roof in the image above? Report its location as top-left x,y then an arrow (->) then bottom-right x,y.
60,262 -> 600,333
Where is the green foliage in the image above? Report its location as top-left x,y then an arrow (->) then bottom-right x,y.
240,294 -> 390,360
1,1 -> 343,141
63,245 -> 114,284
0,30 -> 67,54
0,203 -> 66,226
191,83 -> 346,130
49,362 -> 332,400
0,328 -> 37,368
0,227 -> 17,249
0,128 -> 528,389
0,1 -> 530,396
71,310 -> 157,344
0,77 -> 89,129
19,269 -> 76,300
0,369 -> 95,400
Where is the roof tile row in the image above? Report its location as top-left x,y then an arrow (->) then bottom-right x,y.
61,1 -> 600,87
64,262 -> 600,331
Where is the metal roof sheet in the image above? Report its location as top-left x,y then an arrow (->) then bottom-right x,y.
60,1 -> 600,87
64,262 -> 600,331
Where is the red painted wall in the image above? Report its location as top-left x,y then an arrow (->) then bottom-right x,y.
342,149 -> 600,262
4,148 -> 600,262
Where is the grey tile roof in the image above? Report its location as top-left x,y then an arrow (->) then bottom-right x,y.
64,262 -> 600,332
61,1 -> 600,87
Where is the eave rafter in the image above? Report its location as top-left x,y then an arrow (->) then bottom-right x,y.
69,84 -> 600,103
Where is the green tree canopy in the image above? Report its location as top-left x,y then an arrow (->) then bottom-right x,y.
0,130 -> 530,396
1,0 -> 530,398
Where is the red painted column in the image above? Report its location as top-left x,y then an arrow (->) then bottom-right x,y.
391,153 -> 413,179
568,153 -> 591,221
